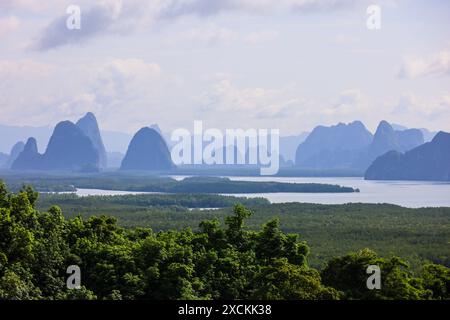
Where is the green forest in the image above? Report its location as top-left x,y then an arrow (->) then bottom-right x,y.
38,193 -> 450,270
0,181 -> 449,300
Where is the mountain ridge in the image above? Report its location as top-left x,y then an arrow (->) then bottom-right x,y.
365,131 -> 450,181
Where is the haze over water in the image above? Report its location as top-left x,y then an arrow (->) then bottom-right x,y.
74,176 -> 450,208
220,177 -> 450,208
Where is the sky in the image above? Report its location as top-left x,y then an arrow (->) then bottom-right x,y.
0,0 -> 449,136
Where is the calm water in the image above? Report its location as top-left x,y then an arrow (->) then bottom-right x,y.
220,177 -> 450,208
73,176 -> 450,208
74,189 -> 162,197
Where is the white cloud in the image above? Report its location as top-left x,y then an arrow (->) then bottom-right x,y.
0,59 -> 54,76
30,0 -> 359,50
198,75 -> 302,117
194,78 -> 390,133
0,58 -> 169,131
0,0 -> 76,13
392,93 -> 450,120
244,30 -> 278,44
0,59 -> 61,125
398,50 -> 450,79
0,16 -> 20,38
158,0 -> 358,17
182,25 -> 236,45
317,89 -> 370,117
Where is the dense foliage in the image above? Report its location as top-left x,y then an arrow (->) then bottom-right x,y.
1,182 -> 449,300
39,193 -> 269,209
37,195 -> 450,270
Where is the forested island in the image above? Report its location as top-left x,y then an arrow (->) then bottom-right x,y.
0,174 -> 358,194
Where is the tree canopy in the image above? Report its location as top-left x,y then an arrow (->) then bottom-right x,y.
0,181 -> 448,300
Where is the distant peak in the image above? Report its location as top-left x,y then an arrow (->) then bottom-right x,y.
55,120 -> 76,130
25,137 -> 37,145
24,137 -> 38,153
136,127 -> 160,136
432,131 -> 450,143
349,120 -> 365,128
378,120 -> 391,127
84,112 -> 96,119
375,120 -> 393,134
77,112 -> 97,123
12,141 -> 25,148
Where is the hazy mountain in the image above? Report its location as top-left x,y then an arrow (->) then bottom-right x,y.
368,121 -> 424,159
76,112 -> 107,169
391,123 -> 436,142
150,124 -> 162,136
12,121 -> 100,172
120,127 -> 174,171
0,123 -> 133,154
6,141 -> 25,168
0,124 -> 51,153
391,123 -> 408,130
354,121 -> 425,170
365,131 -> 450,181
368,121 -> 398,159
396,129 -> 424,151
280,133 -> 309,162
43,121 -> 100,171
295,120 -> 426,171
295,121 -> 373,169
420,128 -> 438,142
11,138 -> 43,170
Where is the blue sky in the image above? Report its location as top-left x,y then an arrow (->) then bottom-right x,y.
0,0 -> 449,135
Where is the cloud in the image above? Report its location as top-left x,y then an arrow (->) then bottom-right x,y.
91,58 -> 162,107
320,89 -> 369,116
0,59 -> 54,78
391,93 -> 450,121
288,0 -> 357,12
398,50 -> 450,79
197,77 -> 373,122
158,0 -> 357,18
334,89 -> 364,108
0,59 -> 60,125
197,74 -> 309,122
244,30 -> 278,44
0,57 -> 170,131
32,0 -> 358,50
0,0 -> 70,13
33,2 -> 128,50
194,77 -> 392,132
182,25 -> 236,45
0,16 -> 20,38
